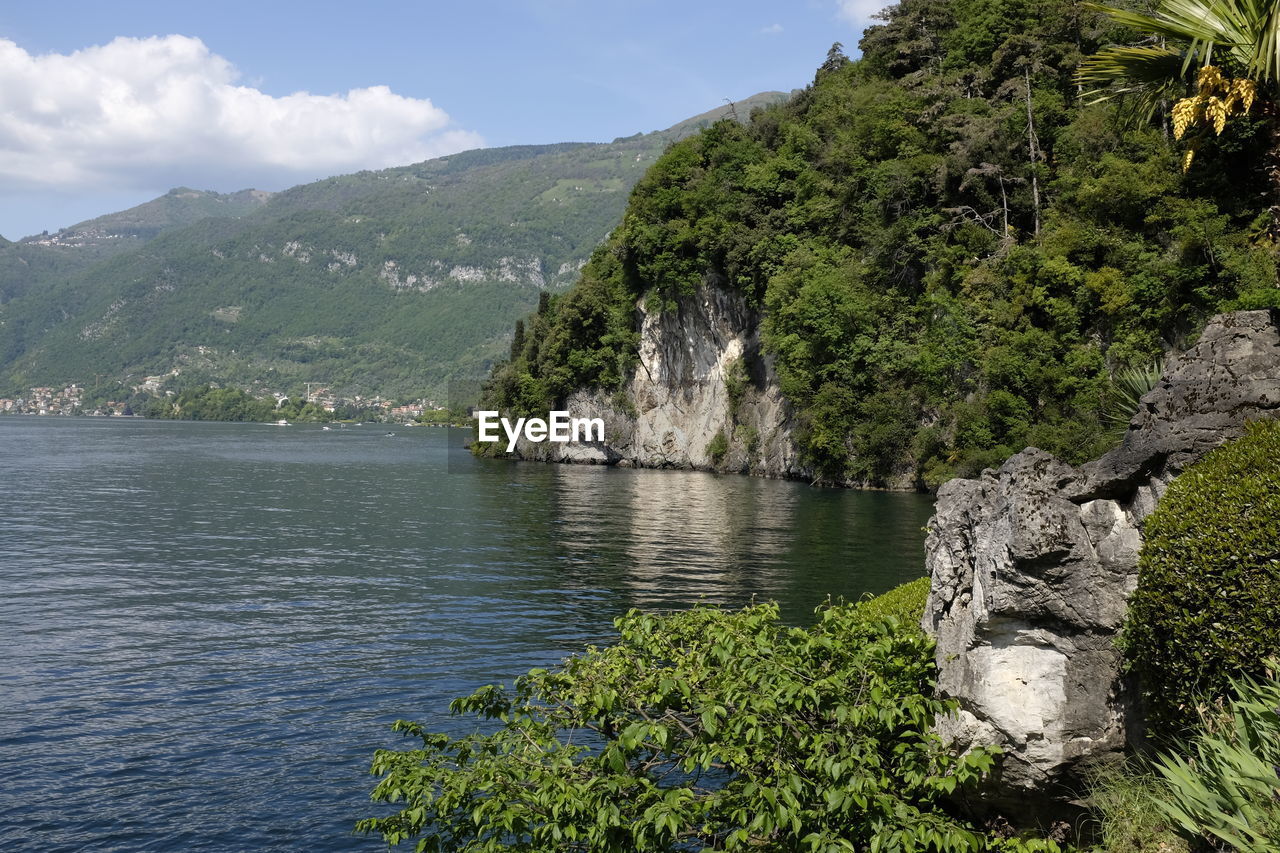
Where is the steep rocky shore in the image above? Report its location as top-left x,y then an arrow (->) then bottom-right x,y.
921,309 -> 1280,813
501,293 -> 1280,817
508,282 -> 812,480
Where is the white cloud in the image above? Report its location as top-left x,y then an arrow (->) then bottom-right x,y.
760,23 -> 784,35
0,35 -> 484,194
836,0 -> 892,26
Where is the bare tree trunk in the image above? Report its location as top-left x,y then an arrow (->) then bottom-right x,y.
999,176 -> 1009,235
1024,68 -> 1042,237
1269,119 -> 1280,253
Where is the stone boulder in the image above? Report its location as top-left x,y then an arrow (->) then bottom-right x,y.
922,309 -> 1280,813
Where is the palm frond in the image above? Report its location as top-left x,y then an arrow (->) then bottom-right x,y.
1084,0 -> 1280,113
1089,2 -> 1225,50
1079,44 -> 1189,92
1078,45 -> 1190,122
1245,0 -> 1280,86
1104,358 -> 1165,436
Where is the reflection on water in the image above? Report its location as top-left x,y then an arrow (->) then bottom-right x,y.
0,417 -> 932,852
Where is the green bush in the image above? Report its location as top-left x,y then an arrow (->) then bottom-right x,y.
705,429 -> 729,465
852,576 -> 931,628
357,601 -> 1068,852
1122,418 -> 1280,737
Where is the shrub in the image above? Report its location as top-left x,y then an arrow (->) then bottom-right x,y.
1122,418 -> 1280,737
723,357 -> 749,415
705,429 -> 729,465
357,601 -> 1034,852
1102,359 -> 1164,438
851,576 -> 931,628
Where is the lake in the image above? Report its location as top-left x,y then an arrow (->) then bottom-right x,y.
0,417 -> 933,851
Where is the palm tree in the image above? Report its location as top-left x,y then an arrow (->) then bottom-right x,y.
1079,0 -> 1280,234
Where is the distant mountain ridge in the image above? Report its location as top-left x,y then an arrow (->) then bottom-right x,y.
0,91 -> 791,403
23,187 -> 275,247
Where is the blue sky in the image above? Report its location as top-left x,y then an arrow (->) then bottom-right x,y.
0,1 -> 884,240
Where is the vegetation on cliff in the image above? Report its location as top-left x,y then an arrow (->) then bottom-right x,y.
484,0 -> 1280,486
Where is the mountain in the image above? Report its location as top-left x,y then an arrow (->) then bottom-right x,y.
0,188 -> 274,306
0,188 -> 275,371
0,92 -> 790,402
26,187 -> 274,247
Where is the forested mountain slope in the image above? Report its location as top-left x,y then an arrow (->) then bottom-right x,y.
484,0 -> 1280,487
0,188 -> 273,307
0,92 -> 788,401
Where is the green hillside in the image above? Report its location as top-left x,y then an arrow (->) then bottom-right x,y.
51,186 -> 273,244
0,92 -> 788,402
484,1 -> 1280,487
0,188 -> 272,306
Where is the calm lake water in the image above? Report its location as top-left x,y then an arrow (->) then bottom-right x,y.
0,417 -> 933,852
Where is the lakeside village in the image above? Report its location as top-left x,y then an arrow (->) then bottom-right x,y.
0,377 -> 446,424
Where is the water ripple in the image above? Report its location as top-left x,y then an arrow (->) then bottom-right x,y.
0,417 -> 932,851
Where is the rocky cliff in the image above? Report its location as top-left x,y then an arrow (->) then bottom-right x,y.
508,282 -> 810,479
922,309 -> 1280,814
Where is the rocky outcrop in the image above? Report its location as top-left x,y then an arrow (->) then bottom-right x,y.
508,281 -> 809,479
922,309 -> 1280,813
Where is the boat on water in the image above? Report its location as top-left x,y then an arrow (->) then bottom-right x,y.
274,419 -> 290,426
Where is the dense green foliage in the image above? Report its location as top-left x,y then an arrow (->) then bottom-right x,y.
360,595 -> 1067,852
0,188 -> 271,336
1147,666 -> 1280,852
0,96 -> 787,402
485,0 -> 1279,485
1122,419 -> 1280,737
140,385 -> 350,422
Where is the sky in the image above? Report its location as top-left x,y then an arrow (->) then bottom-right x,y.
0,1 -> 887,241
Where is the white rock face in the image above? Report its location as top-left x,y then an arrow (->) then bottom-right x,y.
925,448 -> 1137,812
510,282 -> 808,479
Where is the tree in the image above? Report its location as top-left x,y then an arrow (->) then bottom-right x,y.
510,319 -> 526,362
1078,0 -> 1280,233
356,601 -> 1033,852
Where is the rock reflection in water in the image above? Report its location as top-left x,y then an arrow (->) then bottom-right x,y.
483,457 -> 934,623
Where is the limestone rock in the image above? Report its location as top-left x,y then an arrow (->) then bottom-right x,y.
509,281 -> 810,479
923,308 -> 1280,812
